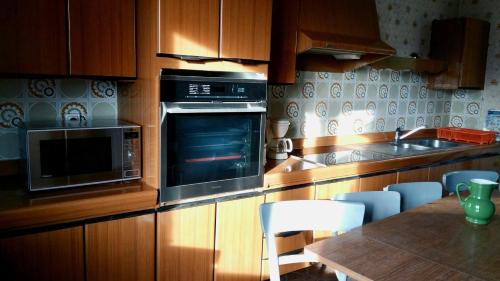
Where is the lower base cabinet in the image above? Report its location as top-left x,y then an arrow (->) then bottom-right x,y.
215,196 -> 264,281
85,214 -> 155,281
157,204 -> 216,281
0,226 -> 84,281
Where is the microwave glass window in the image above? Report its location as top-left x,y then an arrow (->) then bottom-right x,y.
40,137 -> 112,177
166,113 -> 261,187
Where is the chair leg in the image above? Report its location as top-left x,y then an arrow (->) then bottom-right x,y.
335,270 -> 347,281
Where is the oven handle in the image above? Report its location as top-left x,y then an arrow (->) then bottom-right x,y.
161,102 -> 267,114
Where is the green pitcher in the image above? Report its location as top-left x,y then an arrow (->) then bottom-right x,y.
456,179 -> 498,225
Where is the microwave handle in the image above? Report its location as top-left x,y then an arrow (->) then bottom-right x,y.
161,102 -> 267,114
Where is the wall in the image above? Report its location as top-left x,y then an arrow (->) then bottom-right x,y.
449,0 -> 500,130
0,79 -> 117,160
268,0 -> 460,139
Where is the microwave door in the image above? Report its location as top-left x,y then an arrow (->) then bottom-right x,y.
64,129 -> 123,186
28,130 -> 69,190
27,128 -> 123,191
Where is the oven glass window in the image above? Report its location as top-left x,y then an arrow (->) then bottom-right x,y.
40,137 -> 113,177
166,113 -> 261,187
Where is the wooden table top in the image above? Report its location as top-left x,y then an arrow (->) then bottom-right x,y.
305,192 -> 500,281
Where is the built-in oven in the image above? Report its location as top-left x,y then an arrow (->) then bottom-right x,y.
160,69 -> 267,203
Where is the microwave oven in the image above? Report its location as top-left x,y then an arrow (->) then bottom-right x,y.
20,120 -> 141,191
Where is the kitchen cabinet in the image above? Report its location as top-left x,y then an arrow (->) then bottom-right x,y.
359,173 -> 398,191
157,204 -> 216,281
261,187 -> 315,279
157,0 -> 272,62
470,156 -> 500,173
69,0 -> 136,77
0,227 -> 84,281
428,162 -> 471,183
158,0 -> 219,58
397,168 -> 430,183
314,179 -> 359,242
215,196 -> 264,281
0,0 -> 135,78
85,214 -> 155,281
428,18 -> 490,90
0,0 -> 67,75
219,0 -> 273,61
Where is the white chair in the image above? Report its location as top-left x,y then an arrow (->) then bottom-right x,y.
260,200 -> 365,281
332,191 -> 400,224
385,182 -> 443,211
443,170 -> 499,194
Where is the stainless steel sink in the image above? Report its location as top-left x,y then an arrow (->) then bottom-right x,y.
397,139 -> 467,149
348,138 -> 469,157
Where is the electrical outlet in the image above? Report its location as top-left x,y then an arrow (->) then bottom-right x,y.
64,113 -> 81,122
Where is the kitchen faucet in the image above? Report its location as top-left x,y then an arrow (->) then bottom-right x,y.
394,126 -> 427,144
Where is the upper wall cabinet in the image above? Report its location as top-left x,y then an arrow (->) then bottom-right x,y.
219,0 -> 273,61
69,0 -> 136,78
0,0 -> 68,76
0,0 -> 136,78
158,0 -> 220,59
157,0 -> 272,62
428,18 -> 490,90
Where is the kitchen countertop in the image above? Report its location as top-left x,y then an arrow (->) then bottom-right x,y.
0,178 -> 157,232
264,141 -> 500,188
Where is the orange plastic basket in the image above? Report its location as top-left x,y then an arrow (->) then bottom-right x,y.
437,127 -> 496,145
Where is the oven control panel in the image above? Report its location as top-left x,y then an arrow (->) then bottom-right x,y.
122,127 -> 141,179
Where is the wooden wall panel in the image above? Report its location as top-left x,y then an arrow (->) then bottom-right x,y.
158,0 -> 219,58
397,168 -> 430,183
0,0 -> 67,75
69,0 -> 136,77
215,196 -> 264,281
85,214 -> 155,281
157,204 -> 216,281
0,227 -> 84,281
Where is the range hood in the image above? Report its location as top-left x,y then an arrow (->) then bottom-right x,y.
269,0 -> 396,84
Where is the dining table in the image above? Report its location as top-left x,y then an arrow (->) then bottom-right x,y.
304,191 -> 500,281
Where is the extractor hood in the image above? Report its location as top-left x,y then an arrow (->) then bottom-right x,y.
269,0 -> 396,84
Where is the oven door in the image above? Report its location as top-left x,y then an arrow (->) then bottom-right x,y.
27,128 -> 124,191
160,102 -> 266,203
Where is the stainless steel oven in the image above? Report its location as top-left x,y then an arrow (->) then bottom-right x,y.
160,69 -> 267,203
21,120 -> 141,191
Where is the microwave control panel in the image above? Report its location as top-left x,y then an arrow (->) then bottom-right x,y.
123,127 -> 142,179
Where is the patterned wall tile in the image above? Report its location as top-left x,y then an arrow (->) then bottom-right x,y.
0,79 -> 117,160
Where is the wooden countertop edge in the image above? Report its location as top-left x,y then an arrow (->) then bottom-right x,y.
0,185 -> 158,231
264,143 -> 500,189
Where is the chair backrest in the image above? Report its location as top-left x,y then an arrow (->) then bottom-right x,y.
260,200 -> 365,281
443,170 -> 499,193
385,182 -> 442,211
332,191 -> 400,224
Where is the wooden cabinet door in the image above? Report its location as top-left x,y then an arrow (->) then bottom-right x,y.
397,168 -> 430,183
157,204 -> 216,281
69,0 -> 136,77
158,0 -> 220,58
0,0 -> 67,75
215,196 -> 264,281
220,0 -> 273,61
359,173 -> 398,191
0,227 -> 84,281
85,214 -> 155,281
470,156 -> 500,173
261,187 -> 315,279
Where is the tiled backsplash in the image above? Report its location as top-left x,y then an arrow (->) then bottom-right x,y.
268,68 -> 453,138
0,79 -> 117,160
